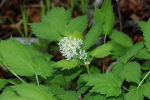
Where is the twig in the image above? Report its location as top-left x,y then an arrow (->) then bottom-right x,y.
35,74 -> 40,86
0,0 -> 5,8
137,70 -> 150,88
116,0 -> 122,32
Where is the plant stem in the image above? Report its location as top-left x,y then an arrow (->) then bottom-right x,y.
85,64 -> 90,74
35,74 -> 40,86
104,34 -> 107,44
122,86 -> 129,91
7,67 -> 25,83
137,70 -> 150,88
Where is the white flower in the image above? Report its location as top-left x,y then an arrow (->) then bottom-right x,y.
58,36 -> 87,61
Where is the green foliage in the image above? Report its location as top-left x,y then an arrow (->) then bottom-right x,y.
94,0 -> 115,35
0,79 -> 8,91
53,59 -> 80,70
0,3 -> 150,100
117,42 -> 144,63
125,83 -> 150,100
109,30 -> 133,48
0,38 -> 53,78
0,83 -> 56,100
82,23 -> 102,51
112,61 -> 141,83
135,48 -> 150,60
30,7 -> 88,41
138,21 -> 150,52
83,93 -> 123,100
81,73 -> 122,97
90,43 -> 113,58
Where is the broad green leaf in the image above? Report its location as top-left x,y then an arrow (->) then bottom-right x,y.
57,91 -> 78,100
0,38 -> 34,76
30,7 -> 88,42
117,42 -> 144,63
0,87 -> 33,100
125,89 -> 143,100
141,82 -> 150,99
90,43 -> 113,58
0,79 -> 8,90
125,83 -> 150,100
53,59 -> 80,70
94,0 -> 115,35
0,38 -> 53,78
138,21 -> 150,52
112,61 -> 141,83
110,42 -> 127,59
30,22 -> 62,41
14,83 -> 56,100
82,72 -> 122,97
135,48 -> 150,60
82,23 -> 102,51
109,30 -> 133,48
67,15 -> 88,33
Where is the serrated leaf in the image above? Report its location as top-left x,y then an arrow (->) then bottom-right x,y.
0,38 -> 53,78
94,0 -> 115,35
141,82 -> 150,99
30,22 -> 62,41
125,89 -> 143,100
112,61 -> 141,83
90,43 -> 113,58
0,38 -> 34,76
138,21 -> 150,52
110,42 -> 127,59
117,42 -> 144,63
110,30 -> 133,48
135,48 -> 150,60
82,23 -> 102,51
13,83 -> 56,100
67,15 -> 88,33
83,93 -> 123,100
53,59 -> 80,70
30,7 -> 88,42
0,79 -> 8,91
81,73 -> 122,97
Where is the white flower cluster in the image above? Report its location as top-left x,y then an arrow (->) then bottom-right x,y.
58,36 -> 87,61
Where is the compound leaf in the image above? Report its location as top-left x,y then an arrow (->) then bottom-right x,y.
81,72 -> 122,97
112,61 -> 141,83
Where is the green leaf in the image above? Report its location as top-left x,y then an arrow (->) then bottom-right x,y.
14,83 -> 56,100
135,48 -> 150,60
0,79 -> 8,90
90,43 -> 113,58
117,42 -> 144,63
109,30 -> 133,48
94,0 -> 115,35
83,93 -> 123,100
30,7 -> 88,41
82,72 -> 122,97
141,82 -> 150,99
0,38 -> 53,78
138,21 -> 150,52
57,91 -> 78,100
82,23 -> 102,51
125,83 -> 150,100
53,59 -> 80,70
0,38 -> 34,76
112,61 -> 141,83
141,61 -> 150,70
110,42 -> 127,59
67,15 -> 88,33
125,89 -> 143,100
25,46 -> 54,78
